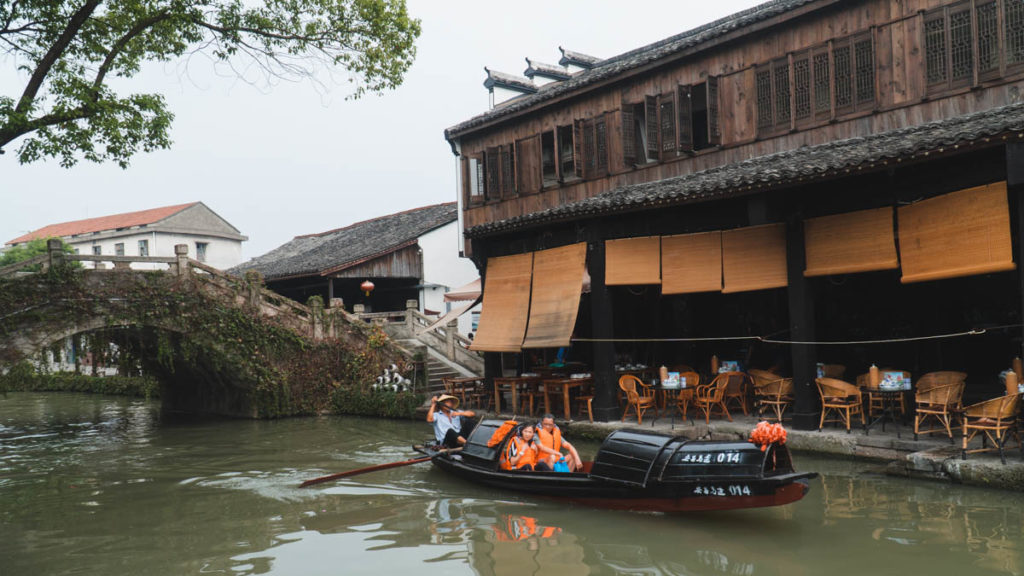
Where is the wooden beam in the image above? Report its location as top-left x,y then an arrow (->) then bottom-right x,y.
588,239 -> 619,421
786,214 -> 819,430
1006,143 -> 1024,361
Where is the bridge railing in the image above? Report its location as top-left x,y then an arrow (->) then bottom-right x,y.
351,300 -> 482,373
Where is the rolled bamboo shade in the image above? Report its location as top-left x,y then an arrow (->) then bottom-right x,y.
804,207 -> 898,276
470,253 -> 534,352
722,223 -> 788,293
605,236 -> 661,285
661,231 -> 723,294
897,182 -> 1016,284
523,243 -> 587,349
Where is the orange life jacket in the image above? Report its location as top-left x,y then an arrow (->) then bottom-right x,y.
536,425 -> 562,453
500,435 -> 537,470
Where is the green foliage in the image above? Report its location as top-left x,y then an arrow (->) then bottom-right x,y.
330,387 -> 424,419
0,237 -> 79,272
0,0 -> 421,167
0,265 -> 408,418
0,364 -> 159,398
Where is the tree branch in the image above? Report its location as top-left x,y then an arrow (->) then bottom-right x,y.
93,11 -> 172,90
0,105 -> 92,148
15,0 -> 102,115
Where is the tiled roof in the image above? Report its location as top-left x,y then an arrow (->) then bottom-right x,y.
446,0 -> 818,138
6,202 -> 198,245
484,68 -> 538,94
465,102 -> 1024,238
232,203 -> 457,281
524,58 -> 570,81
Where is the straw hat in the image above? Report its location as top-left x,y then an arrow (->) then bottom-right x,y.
436,394 -> 460,409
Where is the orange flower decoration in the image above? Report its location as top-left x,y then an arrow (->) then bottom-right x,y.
749,421 -> 788,451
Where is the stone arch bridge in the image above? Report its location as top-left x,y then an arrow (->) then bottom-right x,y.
0,241 -> 404,417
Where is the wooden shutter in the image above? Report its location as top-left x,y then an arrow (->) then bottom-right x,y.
706,76 -> 721,146
523,243 -> 587,349
485,147 -> 500,201
645,95 -> 659,160
573,119 -> 584,178
596,116 -> 609,176
661,231 -> 723,294
659,93 -> 676,159
722,224 -> 788,293
470,253 -> 534,353
582,119 -> 596,178
897,182 -> 1016,283
460,156 -> 471,206
500,144 -> 515,197
606,236 -> 661,285
677,85 -> 693,152
803,207 -> 899,276
515,135 -> 542,195
622,106 -> 637,166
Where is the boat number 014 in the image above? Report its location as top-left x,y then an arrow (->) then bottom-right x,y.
693,484 -> 752,497
679,452 -> 742,464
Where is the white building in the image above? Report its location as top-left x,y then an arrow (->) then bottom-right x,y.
6,202 -> 247,269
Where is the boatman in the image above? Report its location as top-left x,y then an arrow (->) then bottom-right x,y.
428,394 -> 476,449
535,414 -> 583,472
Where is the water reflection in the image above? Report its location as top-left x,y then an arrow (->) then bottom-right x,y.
4,393 -> 1024,576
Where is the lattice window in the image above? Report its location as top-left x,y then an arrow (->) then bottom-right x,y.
756,68 -> 773,129
707,77 -> 720,145
977,1 -> 1000,75
813,51 -> 831,115
794,57 -> 811,120
500,144 -> 515,197
645,96 -> 659,160
485,148 -> 500,201
925,16 -> 948,85
595,117 -> 608,175
854,38 -> 874,105
834,45 -> 852,108
659,97 -> 676,155
621,107 -> 636,165
773,61 -> 791,127
949,8 -> 974,81
583,119 -> 596,178
1006,0 -> 1024,65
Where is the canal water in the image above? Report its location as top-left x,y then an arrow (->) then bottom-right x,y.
2,392 -> 1022,576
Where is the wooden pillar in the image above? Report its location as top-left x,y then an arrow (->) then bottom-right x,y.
328,277 -> 334,303
1007,143 -> 1024,360
588,240 -> 619,421
786,215 -> 819,430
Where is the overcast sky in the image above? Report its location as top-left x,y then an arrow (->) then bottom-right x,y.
1,0 -> 763,261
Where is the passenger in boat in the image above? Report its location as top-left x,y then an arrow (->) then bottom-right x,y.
428,394 -> 476,449
534,414 -> 583,472
500,424 -> 546,471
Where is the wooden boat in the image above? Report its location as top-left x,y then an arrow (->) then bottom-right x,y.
414,419 -> 817,513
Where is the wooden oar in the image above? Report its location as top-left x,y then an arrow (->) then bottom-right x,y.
299,447 -> 461,488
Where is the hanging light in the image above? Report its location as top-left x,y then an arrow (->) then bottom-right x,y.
360,280 -> 375,297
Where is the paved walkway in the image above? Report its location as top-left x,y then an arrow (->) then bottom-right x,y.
484,407 -> 1024,492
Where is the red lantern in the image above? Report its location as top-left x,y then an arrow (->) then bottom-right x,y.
360,280 -> 375,297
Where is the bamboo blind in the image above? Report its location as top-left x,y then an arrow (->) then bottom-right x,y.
469,253 -> 534,352
804,207 -> 898,276
523,243 -> 587,349
897,182 -> 1016,284
661,231 -> 723,294
605,236 -> 661,285
722,224 -> 789,293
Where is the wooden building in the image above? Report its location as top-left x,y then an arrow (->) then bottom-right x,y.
445,0 -> 1024,426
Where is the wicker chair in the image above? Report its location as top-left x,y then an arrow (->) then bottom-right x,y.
913,381 -> 965,442
962,394 -> 1021,464
721,371 -> 751,416
749,369 -> 783,419
694,373 -> 733,424
757,377 -> 794,423
816,377 -> 864,433
619,374 -> 658,425
673,371 -> 700,421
